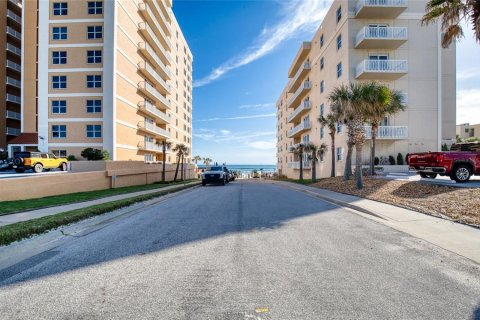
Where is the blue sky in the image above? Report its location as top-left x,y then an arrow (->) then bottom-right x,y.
173,0 -> 480,165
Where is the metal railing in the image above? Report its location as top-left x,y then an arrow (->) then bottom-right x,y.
356,59 -> 407,76
287,161 -> 311,169
6,93 -> 20,104
138,3 -> 172,49
364,126 -> 408,139
355,26 -> 407,45
287,80 -> 311,107
6,26 -> 21,40
288,121 -> 311,137
138,81 -> 171,109
138,22 -> 172,64
6,43 -> 21,56
138,100 -> 171,123
138,121 -> 170,138
138,42 -> 172,78
287,61 -> 311,92
138,61 -> 171,93
287,101 -> 311,123
138,141 -> 162,152
6,110 -> 21,120
6,9 -> 21,24
6,76 -> 21,88
6,127 -> 21,136
148,0 -> 172,35
355,0 -> 407,14
6,60 -> 21,72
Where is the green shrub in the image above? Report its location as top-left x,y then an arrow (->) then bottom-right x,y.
67,155 -> 77,161
396,153 -> 404,165
81,148 -> 103,160
388,155 -> 396,165
466,137 -> 478,142
102,150 -> 110,160
441,143 -> 449,151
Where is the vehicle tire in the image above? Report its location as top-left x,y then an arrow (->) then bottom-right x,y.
60,163 -> 67,171
222,179 -> 226,186
33,163 -> 44,173
451,164 -> 471,183
202,181 -> 206,186
13,157 -> 23,166
419,173 -> 428,178
15,168 -> 24,173
420,173 -> 437,179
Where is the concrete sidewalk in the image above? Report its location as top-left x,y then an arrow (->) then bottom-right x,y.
0,181 -> 200,227
271,180 -> 480,265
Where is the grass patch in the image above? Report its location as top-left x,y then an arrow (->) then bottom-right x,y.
274,178 -> 316,185
0,179 -> 199,215
0,182 -> 200,246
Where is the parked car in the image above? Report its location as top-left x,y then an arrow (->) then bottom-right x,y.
224,167 -> 235,182
13,151 -> 68,173
0,158 -> 13,171
407,143 -> 480,182
201,165 -> 229,186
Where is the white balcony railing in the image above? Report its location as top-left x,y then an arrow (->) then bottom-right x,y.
6,26 -> 21,40
364,126 -> 408,139
138,100 -> 171,123
138,3 -> 172,49
138,141 -> 162,152
138,22 -> 172,64
138,81 -> 171,109
6,60 -> 21,72
6,110 -> 21,120
287,101 -> 311,123
356,59 -> 407,77
287,61 -> 311,92
287,161 -> 311,169
6,9 -> 21,24
138,61 -> 171,93
138,42 -> 172,78
288,121 -> 311,138
287,80 -> 311,107
138,121 -> 170,138
6,127 -> 21,136
6,93 -> 20,104
6,43 -> 21,56
148,0 -> 172,35
355,26 -> 407,46
355,0 -> 407,14
6,76 -> 21,88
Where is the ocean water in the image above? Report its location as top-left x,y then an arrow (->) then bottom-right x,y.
198,164 -> 276,175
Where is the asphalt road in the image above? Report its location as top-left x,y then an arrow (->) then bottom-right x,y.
0,180 -> 479,320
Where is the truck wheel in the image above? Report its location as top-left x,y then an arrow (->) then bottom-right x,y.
451,164 -> 471,183
33,163 -> 44,173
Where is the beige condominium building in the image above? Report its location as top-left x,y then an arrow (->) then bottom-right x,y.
11,0 -> 193,162
277,0 -> 456,179
456,123 -> 480,140
0,0 -> 22,152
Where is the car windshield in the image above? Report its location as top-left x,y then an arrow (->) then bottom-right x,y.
209,166 -> 223,171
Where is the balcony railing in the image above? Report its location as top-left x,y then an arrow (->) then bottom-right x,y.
6,127 -> 20,136
138,141 -> 162,152
287,61 -> 311,93
6,60 -> 21,72
288,121 -> 311,138
287,80 -> 311,108
6,43 -> 21,56
287,161 -> 311,169
6,26 -> 21,41
138,22 -> 172,65
355,26 -> 407,48
6,93 -> 20,104
287,101 -> 311,123
6,9 -> 21,24
138,3 -> 172,50
138,81 -> 171,109
6,76 -> 21,88
6,110 -> 21,120
355,0 -> 407,16
355,60 -> 407,79
138,42 -> 172,78
138,100 -> 171,123
138,61 -> 170,94
364,126 -> 408,139
147,0 -> 172,35
138,121 -> 170,139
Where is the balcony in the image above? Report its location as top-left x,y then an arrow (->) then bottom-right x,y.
6,60 -> 21,73
138,61 -> 170,95
138,141 -> 162,153
399,93 -> 408,106
364,126 -> 408,139
288,161 -> 311,169
138,42 -> 172,79
288,121 -> 311,138
138,3 -> 172,50
6,9 -> 21,25
355,0 -> 407,18
138,100 -> 171,124
355,26 -> 407,49
144,0 -> 172,36
6,76 -> 21,88
287,80 -> 311,108
6,43 -> 21,56
6,127 -> 20,136
6,26 -> 21,41
288,42 -> 312,78
138,121 -> 170,139
287,61 -> 311,93
138,23 -> 172,66
355,59 -> 407,80
6,93 -> 20,104
138,81 -> 171,110
6,110 -> 21,121
288,101 -> 311,123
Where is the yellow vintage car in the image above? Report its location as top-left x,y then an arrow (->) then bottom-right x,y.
13,151 -> 68,173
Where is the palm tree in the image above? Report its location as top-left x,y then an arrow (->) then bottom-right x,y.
363,82 -> 405,175
172,144 -> 188,181
421,0 -> 480,48
318,105 -> 341,177
193,155 -> 202,165
203,157 -> 212,166
159,140 -> 172,183
289,143 -> 306,180
305,142 -> 328,183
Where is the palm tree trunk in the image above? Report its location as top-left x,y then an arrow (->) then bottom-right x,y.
173,155 -> 180,181
330,133 -> 335,177
369,122 -> 378,176
355,143 -> 364,189
299,152 -> 303,180
162,147 -> 166,182
181,154 -> 184,181
311,158 -> 316,183
344,142 -> 353,181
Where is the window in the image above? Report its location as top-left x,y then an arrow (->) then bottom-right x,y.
337,34 -> 342,50
88,1 -> 103,14
337,147 -> 343,161
53,2 -> 67,15
320,57 -> 324,70
87,100 -> 102,113
52,27 -> 67,40
320,34 -> 324,47
320,80 -> 325,93
52,100 -> 66,114
337,122 -> 343,133
87,26 -> 103,39
52,51 -> 67,64
52,125 -> 66,138
320,103 -> 324,117
52,150 -> 67,157
320,127 -> 325,139
336,6 -> 342,23
86,125 -> 102,138
52,75 -> 67,89
87,50 -> 102,63
87,75 -> 102,88
337,62 -> 342,78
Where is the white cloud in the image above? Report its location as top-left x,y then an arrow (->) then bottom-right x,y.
195,113 -> 276,122
239,103 -> 275,109
246,139 -> 277,150
193,0 -> 330,88
457,89 -> 480,124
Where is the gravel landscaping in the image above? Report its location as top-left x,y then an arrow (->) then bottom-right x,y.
311,177 -> 480,227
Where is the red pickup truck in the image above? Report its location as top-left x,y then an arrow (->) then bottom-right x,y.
407,143 -> 480,183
